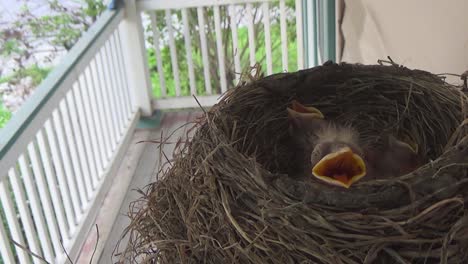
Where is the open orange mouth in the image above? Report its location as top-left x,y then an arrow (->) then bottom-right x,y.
312,147 -> 366,188
290,100 -> 324,119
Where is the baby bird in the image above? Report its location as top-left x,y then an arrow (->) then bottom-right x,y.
287,100 -> 422,188
287,100 -> 366,188
365,135 -> 422,179
308,124 -> 367,188
287,99 -> 325,139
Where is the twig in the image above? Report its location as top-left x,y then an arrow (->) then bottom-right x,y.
60,238 -> 73,263
378,56 -> 399,67
192,95 -> 207,116
461,71 -> 468,91
89,224 -> 100,264
10,239 -> 51,264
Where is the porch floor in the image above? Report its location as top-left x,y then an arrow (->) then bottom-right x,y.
76,109 -> 203,264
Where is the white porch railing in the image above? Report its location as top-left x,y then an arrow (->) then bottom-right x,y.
0,6 -> 143,263
136,0 -> 317,109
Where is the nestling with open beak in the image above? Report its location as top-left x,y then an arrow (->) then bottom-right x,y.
287,100 -> 366,188
308,124 -> 367,188
287,100 -> 423,188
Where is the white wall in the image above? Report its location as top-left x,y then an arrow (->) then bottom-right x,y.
340,0 -> 468,84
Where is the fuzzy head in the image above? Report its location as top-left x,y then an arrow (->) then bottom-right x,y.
374,135 -> 421,177
310,125 -> 367,188
287,100 -> 367,188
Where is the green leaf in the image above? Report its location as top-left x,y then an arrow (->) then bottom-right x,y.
0,102 -> 12,129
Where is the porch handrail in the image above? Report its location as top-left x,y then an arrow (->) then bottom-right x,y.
137,0 -> 274,10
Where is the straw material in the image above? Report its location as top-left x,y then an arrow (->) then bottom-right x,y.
120,62 -> 468,263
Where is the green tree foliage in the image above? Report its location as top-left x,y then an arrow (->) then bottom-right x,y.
145,1 -> 299,98
0,102 -> 11,129
1,0 -> 106,53
20,0 -> 105,50
0,0 -> 106,127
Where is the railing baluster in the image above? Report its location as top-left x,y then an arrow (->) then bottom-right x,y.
52,110 -> 83,216
246,3 -> 256,66
197,7 -> 212,95
182,8 -> 197,96
262,2 -> 273,75
101,46 -> 125,137
58,100 -> 90,204
307,0 -> 317,67
213,6 -> 227,93
149,12 -> 167,98
65,91 -> 94,201
83,67 -> 108,169
44,119 -> 78,227
77,74 -> 104,178
91,54 -> 116,153
0,218 -> 16,263
229,5 -> 241,84
95,51 -> 119,148
89,59 -> 113,160
166,9 -> 182,96
106,37 -> 129,126
68,86 -> 99,192
295,0 -> 304,70
27,140 -> 63,256
279,0 -> 288,71
113,31 -> 134,115
104,41 -> 126,134
0,180 -> 30,263
36,129 -> 71,238
8,167 -> 43,264
18,153 -> 54,262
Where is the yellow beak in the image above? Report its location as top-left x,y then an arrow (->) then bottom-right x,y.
312,147 -> 366,188
289,100 -> 324,119
397,139 -> 419,154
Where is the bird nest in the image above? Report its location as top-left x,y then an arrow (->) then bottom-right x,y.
120,62 -> 468,263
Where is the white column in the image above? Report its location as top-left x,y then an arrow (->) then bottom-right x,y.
119,0 -> 152,116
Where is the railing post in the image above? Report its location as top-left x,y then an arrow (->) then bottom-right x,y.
303,0 -> 318,68
119,0 -> 153,116
322,0 -> 336,62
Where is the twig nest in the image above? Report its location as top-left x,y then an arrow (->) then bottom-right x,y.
122,62 -> 468,263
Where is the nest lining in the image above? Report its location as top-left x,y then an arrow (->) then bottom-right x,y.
120,62 -> 468,263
